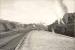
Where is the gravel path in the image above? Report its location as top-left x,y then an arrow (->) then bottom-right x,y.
17,30 -> 75,50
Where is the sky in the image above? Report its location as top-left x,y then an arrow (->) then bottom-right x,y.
0,0 -> 75,25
